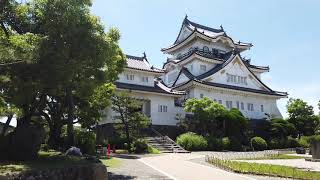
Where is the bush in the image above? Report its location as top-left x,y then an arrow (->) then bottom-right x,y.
147,146 -> 161,154
298,136 -> 314,148
251,137 -> 267,151
131,139 -> 148,153
222,137 -> 230,150
74,129 -> 96,155
207,137 -> 223,151
286,137 -> 299,148
268,138 -> 286,149
229,136 -> 243,151
176,132 -> 207,151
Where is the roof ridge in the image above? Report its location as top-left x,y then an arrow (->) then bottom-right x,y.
126,54 -> 144,61
184,17 -> 224,33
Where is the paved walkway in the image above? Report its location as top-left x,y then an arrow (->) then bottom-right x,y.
139,153 -> 256,180
108,154 -> 172,180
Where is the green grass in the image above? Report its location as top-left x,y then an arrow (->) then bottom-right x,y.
237,154 -> 306,160
208,158 -> 320,180
0,151 -> 91,176
147,146 -> 161,154
99,156 -> 122,169
115,149 -> 129,154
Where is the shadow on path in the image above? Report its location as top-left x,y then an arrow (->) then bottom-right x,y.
108,172 -> 136,180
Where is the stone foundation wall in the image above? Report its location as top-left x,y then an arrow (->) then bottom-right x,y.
2,163 -> 107,180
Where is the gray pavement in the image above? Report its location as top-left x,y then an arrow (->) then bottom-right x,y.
108,154 -> 172,180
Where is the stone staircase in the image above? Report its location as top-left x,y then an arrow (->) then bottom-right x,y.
145,128 -> 189,153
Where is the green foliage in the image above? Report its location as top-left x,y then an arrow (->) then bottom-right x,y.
74,129 -> 96,155
131,139 -> 148,154
183,98 -> 228,136
111,92 -> 150,152
310,135 -> 320,144
250,137 -> 267,151
222,137 -> 230,150
287,98 -> 319,136
0,0 -> 126,154
208,158 -> 320,180
176,132 -> 208,151
270,118 -> 297,139
298,136 -> 313,148
147,146 -> 161,154
228,136 -> 243,151
224,109 -> 248,141
285,136 -> 299,148
206,136 -> 223,151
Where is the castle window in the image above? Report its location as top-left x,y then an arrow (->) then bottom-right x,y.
226,101 -> 233,109
142,76 -> 148,82
218,100 -> 222,104
126,74 -> 134,81
158,105 -> 168,112
200,65 -> 207,71
241,102 -> 244,110
200,94 -> 204,98
226,73 -> 247,85
247,103 -> 254,111
236,101 -> 240,109
261,105 -> 264,112
203,46 -> 209,52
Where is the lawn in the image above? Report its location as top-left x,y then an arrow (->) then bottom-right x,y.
0,151 -> 91,176
208,158 -> 320,180
99,156 -> 122,169
237,154 -> 306,160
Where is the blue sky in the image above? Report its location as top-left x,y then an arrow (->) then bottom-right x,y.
91,0 -> 320,117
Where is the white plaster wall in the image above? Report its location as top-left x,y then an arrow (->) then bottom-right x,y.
208,57 -> 265,90
191,87 -> 282,119
118,70 -> 155,87
175,73 -> 189,86
100,91 -> 185,126
184,59 -> 217,76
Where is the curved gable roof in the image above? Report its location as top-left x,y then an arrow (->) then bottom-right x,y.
126,54 -> 164,73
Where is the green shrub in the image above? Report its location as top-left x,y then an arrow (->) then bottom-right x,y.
285,137 -> 299,148
310,135 -> 320,144
222,137 -> 230,150
229,136 -> 243,151
206,137 -> 223,151
268,138 -> 284,149
147,146 -> 161,154
298,136 -> 314,148
131,139 -> 148,153
176,132 -> 207,151
251,137 -> 267,151
74,129 -> 96,155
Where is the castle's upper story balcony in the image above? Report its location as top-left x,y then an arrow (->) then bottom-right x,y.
167,47 -> 226,62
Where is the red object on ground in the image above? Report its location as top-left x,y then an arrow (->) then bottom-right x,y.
113,145 -> 116,153
107,144 -> 111,158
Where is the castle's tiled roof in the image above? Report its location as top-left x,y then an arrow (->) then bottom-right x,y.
171,52 -> 287,97
115,80 -> 185,96
126,54 -> 164,73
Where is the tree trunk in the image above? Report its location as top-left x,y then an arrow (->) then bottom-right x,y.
66,88 -> 75,148
48,123 -> 63,150
0,114 -> 13,137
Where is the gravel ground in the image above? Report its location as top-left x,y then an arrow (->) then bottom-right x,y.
108,154 -> 172,180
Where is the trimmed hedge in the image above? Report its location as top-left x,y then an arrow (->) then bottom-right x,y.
176,132 -> 207,151
251,137 -> 267,151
